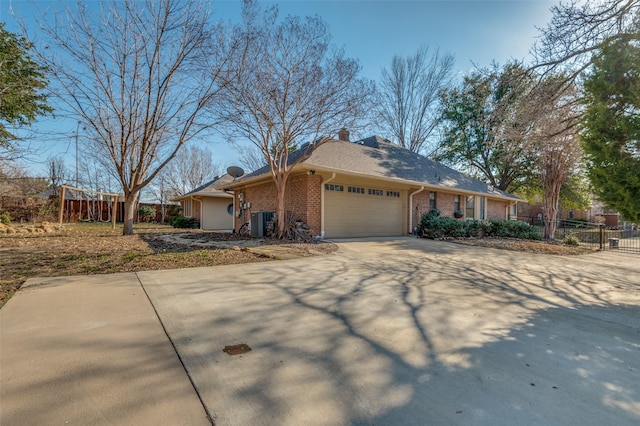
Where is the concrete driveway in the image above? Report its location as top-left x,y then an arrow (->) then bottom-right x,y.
137,237 -> 640,425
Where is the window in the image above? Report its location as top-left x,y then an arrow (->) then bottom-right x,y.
466,195 -> 475,219
386,191 -> 400,198
479,196 -> 486,220
454,195 -> 460,212
183,200 -> 192,217
348,186 -> 365,194
368,188 -> 384,196
429,192 -> 437,210
325,184 -> 344,192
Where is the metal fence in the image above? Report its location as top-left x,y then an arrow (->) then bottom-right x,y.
522,218 -> 640,254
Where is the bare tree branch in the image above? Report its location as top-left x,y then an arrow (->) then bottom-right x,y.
157,144 -> 222,196
216,1 -> 374,237
34,0 -> 227,234
531,0 -> 640,78
376,45 -> 454,155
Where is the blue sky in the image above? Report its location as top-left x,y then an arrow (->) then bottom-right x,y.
2,0 -> 555,179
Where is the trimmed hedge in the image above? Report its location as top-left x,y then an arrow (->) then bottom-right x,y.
169,215 -> 200,229
419,211 -> 541,240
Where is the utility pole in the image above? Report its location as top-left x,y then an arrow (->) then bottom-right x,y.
75,121 -> 80,188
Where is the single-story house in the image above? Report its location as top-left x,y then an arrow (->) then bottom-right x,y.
223,131 -> 522,238
172,174 -> 234,230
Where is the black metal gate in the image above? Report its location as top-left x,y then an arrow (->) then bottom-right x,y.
553,221 -> 640,254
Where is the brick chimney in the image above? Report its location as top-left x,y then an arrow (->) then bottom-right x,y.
338,128 -> 350,142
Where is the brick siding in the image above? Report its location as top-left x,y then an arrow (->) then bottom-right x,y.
413,190 -> 510,223
412,190 -> 463,223
487,199 -> 507,220
234,173 -> 322,234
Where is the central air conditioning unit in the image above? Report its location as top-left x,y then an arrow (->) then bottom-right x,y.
250,211 -> 276,237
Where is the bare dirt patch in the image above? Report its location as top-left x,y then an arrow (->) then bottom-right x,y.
0,223 -> 337,308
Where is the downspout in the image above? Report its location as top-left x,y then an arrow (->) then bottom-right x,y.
320,172 -> 336,239
409,186 -> 425,235
232,192 -> 236,232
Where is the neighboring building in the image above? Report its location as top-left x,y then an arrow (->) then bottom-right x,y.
223,132 -> 522,239
517,200 -> 589,225
517,197 -> 622,228
172,174 -> 234,230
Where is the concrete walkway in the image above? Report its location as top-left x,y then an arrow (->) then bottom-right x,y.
0,273 -> 210,425
2,237 -> 639,425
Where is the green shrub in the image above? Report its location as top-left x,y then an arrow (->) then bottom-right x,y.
419,214 -> 541,241
524,231 -> 542,240
138,205 -> 156,222
170,215 -> 199,229
563,233 -> 580,246
465,220 -> 484,238
0,212 -> 11,225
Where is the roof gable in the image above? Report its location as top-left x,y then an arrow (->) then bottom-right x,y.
173,174 -> 234,200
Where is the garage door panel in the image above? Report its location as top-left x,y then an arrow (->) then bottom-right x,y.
325,187 -> 403,238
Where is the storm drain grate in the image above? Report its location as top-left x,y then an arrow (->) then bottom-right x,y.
223,343 -> 252,355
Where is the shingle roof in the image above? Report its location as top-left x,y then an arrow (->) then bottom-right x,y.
172,174 -> 234,201
234,136 -> 520,200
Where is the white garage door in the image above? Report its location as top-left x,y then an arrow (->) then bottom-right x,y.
324,184 -> 404,238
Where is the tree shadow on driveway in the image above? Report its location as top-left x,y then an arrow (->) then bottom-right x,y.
138,238 -> 640,425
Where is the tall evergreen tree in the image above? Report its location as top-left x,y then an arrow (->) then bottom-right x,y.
581,39 -> 640,223
0,23 -> 51,154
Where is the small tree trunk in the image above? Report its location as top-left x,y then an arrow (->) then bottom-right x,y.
276,180 -> 287,238
543,183 -> 561,240
122,191 -> 139,236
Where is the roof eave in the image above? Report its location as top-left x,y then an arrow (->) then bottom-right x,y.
304,164 -> 523,202
220,162 -> 522,202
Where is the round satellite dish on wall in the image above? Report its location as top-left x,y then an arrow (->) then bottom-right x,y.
227,166 -> 245,179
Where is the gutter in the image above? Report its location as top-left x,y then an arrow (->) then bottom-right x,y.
306,165 -> 523,202
409,186 -> 425,234
320,172 -> 336,239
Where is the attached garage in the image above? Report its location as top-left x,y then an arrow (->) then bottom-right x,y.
324,183 -> 405,238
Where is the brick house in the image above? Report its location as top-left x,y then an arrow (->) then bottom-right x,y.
223,132 -> 522,238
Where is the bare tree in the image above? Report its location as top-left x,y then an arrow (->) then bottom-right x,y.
532,0 -> 640,80
149,172 -> 173,223
236,143 -> 266,173
35,0 -> 228,235
47,156 -> 68,197
527,78 -> 582,240
158,144 -> 222,196
217,1 -> 374,237
377,45 -> 454,155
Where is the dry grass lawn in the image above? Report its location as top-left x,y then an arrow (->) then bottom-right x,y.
0,222 -> 336,307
